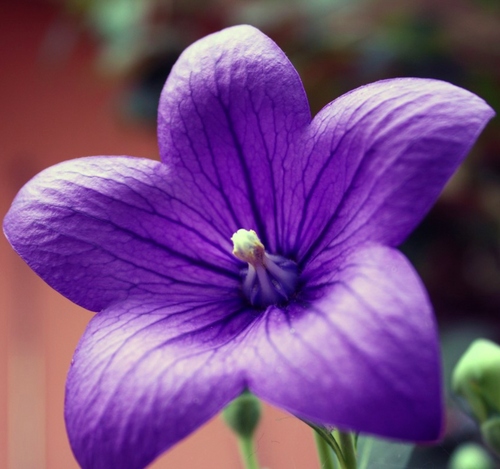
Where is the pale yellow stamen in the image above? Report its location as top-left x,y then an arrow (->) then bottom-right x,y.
231,229 -> 299,307
231,229 -> 265,266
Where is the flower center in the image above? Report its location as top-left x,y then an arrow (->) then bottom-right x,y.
231,229 -> 298,307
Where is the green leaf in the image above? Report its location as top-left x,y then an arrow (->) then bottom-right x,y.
357,436 -> 414,469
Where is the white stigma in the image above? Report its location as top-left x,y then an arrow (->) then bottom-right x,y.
231,229 -> 298,307
231,229 -> 265,265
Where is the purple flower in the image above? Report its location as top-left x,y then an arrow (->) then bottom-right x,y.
4,25 -> 493,469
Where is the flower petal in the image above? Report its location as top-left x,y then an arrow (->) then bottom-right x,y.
291,78 -> 494,267
66,296 -> 253,469
158,25 -> 311,253
245,244 -> 442,441
3,156 -> 240,311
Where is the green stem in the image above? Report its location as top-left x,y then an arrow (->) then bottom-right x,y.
300,419 -> 358,469
237,436 -> 260,469
338,432 -> 357,469
307,422 -> 345,462
314,431 -> 338,469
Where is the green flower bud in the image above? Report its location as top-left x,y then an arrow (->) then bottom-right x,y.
222,391 -> 262,439
448,443 -> 494,469
452,339 -> 500,423
481,416 -> 500,456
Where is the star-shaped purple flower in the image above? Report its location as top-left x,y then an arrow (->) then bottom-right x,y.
4,25 -> 494,469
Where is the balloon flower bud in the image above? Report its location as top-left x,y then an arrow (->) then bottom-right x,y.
222,390 -> 262,439
448,443 -> 494,469
452,339 -> 500,423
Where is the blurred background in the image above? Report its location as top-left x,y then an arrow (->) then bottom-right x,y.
0,0 -> 499,467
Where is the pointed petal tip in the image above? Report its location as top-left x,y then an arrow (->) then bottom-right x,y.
65,299 -> 251,469
3,156 -> 240,313
397,77 -> 495,121
297,76 -> 495,261
245,245 -> 444,444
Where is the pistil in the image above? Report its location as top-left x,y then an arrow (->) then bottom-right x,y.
231,229 -> 298,307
